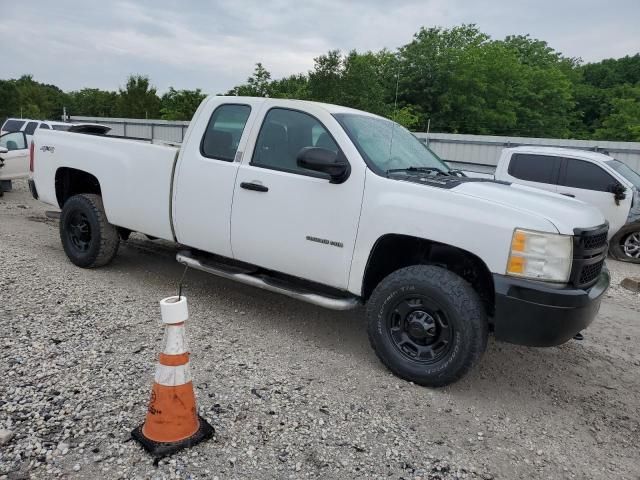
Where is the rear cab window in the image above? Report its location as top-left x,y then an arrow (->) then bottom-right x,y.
39,123 -> 51,130
24,122 -> 39,135
200,104 -> 252,161
2,119 -> 25,132
507,153 -> 561,184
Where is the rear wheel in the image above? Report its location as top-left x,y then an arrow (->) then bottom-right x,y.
60,194 -> 119,268
367,265 -> 488,387
609,224 -> 640,264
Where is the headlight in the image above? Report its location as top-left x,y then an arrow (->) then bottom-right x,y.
506,229 -> 573,283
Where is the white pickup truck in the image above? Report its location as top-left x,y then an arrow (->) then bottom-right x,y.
494,146 -> 640,263
29,96 -> 610,386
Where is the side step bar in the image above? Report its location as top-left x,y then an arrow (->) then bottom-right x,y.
176,252 -> 361,311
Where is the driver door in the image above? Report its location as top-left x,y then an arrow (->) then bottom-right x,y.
0,132 -> 29,180
230,107 -> 365,289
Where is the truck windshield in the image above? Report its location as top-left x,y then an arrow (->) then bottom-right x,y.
605,159 -> 640,189
334,113 -> 449,175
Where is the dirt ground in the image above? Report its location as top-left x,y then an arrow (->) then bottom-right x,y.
1,179 -> 639,480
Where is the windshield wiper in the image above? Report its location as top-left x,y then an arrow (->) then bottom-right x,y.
387,166 -> 451,176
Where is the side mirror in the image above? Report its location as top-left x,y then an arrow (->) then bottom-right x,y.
0,147 -> 8,155
297,147 -> 350,184
608,183 -> 627,205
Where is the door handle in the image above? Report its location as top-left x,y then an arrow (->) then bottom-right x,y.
240,182 -> 268,192
560,193 -> 575,198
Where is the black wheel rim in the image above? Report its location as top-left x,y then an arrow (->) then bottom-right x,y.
387,295 -> 453,364
66,211 -> 92,252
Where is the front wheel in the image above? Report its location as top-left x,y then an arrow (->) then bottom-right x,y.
367,265 -> 488,387
60,194 -> 120,268
609,223 -> 640,264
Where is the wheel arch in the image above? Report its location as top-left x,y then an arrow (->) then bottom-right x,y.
55,167 -> 102,208
361,233 -> 495,316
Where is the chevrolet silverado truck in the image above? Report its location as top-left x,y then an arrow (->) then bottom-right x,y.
29,97 -> 610,386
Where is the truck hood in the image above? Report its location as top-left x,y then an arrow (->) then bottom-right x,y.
454,180 -> 606,234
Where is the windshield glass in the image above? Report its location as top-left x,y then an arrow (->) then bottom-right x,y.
605,159 -> 640,189
334,113 -> 449,175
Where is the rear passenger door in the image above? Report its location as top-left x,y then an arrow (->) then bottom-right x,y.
172,100 -> 262,257
558,157 -> 631,237
504,153 -> 561,193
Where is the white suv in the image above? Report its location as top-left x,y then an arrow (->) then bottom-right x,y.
495,146 -> 640,263
1,118 -> 72,143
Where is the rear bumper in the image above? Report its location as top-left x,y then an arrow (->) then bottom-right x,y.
28,179 -> 38,200
492,268 -> 610,347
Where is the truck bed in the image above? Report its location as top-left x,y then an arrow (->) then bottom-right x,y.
33,130 -> 179,240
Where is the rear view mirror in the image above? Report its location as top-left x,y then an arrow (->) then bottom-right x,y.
297,147 -> 350,184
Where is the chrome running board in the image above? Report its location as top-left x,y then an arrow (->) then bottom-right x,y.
176,252 -> 361,311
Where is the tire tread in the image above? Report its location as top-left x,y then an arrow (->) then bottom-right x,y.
366,265 -> 488,387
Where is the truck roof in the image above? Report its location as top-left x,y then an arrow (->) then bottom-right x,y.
504,145 -> 614,163
214,96 -> 381,117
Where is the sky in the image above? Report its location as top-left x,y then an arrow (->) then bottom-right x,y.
2,0 -> 639,95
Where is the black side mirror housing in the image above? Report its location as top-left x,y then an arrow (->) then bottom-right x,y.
297,147 -> 350,184
608,183 -> 627,205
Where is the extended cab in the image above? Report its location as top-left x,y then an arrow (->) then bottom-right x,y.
29,97 -> 610,386
495,146 -> 640,263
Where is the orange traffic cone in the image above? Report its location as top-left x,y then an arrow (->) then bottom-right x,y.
132,296 -> 214,457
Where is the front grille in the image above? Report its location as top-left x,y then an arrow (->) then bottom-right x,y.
581,231 -> 608,251
579,259 -> 604,285
570,224 -> 608,289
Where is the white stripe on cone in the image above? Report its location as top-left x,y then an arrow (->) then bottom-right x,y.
155,362 -> 192,386
164,324 -> 188,355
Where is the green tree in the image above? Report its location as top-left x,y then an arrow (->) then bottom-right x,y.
593,85 -> 640,141
67,88 -> 118,117
160,88 -> 207,120
0,80 -> 20,121
307,50 -> 344,104
268,74 -> 309,99
115,75 -> 161,118
13,75 -> 67,120
227,63 -> 272,97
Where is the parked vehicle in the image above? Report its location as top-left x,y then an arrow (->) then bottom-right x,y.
495,146 -> 640,263
0,124 -> 110,186
1,118 -> 74,143
0,131 -> 29,185
29,97 -> 610,386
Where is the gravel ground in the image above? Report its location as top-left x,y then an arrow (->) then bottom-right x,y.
1,179 -> 639,480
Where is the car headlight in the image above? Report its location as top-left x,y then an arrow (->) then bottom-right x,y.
506,229 -> 573,283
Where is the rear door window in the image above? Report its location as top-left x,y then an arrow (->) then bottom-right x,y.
560,158 -> 617,192
507,153 -> 561,184
200,104 -> 252,161
24,122 -> 39,135
2,119 -> 25,132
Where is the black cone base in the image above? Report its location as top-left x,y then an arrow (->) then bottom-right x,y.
131,415 -> 214,458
